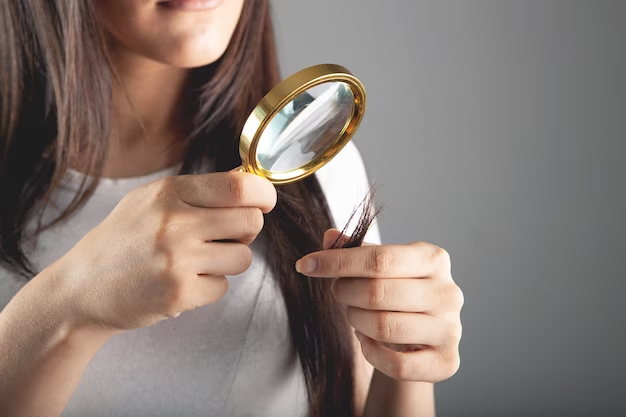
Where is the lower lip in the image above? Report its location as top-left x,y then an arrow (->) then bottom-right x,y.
157,0 -> 224,11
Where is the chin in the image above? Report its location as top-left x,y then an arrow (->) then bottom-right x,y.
96,0 -> 245,69
142,35 -> 232,68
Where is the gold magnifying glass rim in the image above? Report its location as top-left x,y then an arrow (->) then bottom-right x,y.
239,63 -> 366,185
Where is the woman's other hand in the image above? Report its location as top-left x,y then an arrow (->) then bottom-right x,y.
296,229 -> 463,383
51,172 -> 277,334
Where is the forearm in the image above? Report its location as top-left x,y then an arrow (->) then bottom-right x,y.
0,266 -> 112,417
363,370 -> 435,417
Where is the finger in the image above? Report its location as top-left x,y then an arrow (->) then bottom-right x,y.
333,277 -> 438,313
190,242 -> 253,276
323,228 -> 350,250
297,243 -> 449,278
183,207 -> 265,245
347,306 -> 448,345
165,172 -> 277,213
355,332 -> 460,382
322,228 -> 377,250
179,275 -> 229,310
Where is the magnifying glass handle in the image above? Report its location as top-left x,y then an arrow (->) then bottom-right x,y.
231,165 -> 246,173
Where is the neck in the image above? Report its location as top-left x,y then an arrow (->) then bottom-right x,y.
103,41 -> 191,178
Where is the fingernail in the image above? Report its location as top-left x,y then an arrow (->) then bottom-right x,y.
296,257 -> 317,274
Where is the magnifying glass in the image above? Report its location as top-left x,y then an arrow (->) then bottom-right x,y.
237,64 -> 366,184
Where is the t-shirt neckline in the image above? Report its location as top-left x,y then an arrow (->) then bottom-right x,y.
63,163 -> 183,191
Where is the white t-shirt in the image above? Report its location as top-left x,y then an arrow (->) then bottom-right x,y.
0,142 -> 380,417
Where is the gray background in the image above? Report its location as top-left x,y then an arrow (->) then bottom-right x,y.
273,1 -> 626,416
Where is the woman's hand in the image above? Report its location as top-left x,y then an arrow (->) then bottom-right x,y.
295,229 -> 463,383
52,172 -> 277,334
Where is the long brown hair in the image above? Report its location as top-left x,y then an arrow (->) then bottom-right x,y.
0,1 -> 355,415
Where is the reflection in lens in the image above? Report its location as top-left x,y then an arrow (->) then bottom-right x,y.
256,81 -> 354,173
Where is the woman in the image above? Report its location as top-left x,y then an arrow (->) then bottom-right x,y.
0,1 -> 463,416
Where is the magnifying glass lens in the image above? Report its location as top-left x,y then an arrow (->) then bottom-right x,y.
256,81 -> 355,173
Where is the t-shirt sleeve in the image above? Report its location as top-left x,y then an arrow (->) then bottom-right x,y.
315,141 -> 382,245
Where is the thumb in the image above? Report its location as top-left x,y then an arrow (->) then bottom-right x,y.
323,228 -> 349,250
323,228 -> 378,249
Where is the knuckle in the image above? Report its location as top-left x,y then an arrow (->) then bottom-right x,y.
453,285 -> 465,309
332,249 -> 350,274
226,175 -> 246,204
428,349 -> 460,382
411,242 -> 451,269
367,279 -> 388,309
266,184 -> 278,209
330,278 -> 343,299
433,246 -> 451,267
206,276 -> 229,303
238,245 -> 254,270
441,351 -> 461,380
451,322 -> 463,342
387,355 -> 411,380
372,246 -> 395,276
443,284 -> 465,310
442,318 -> 463,345
162,213 -> 188,239
241,208 -> 264,241
151,208 -> 186,241
373,312 -> 395,341
250,208 -> 265,233
153,241 -> 174,269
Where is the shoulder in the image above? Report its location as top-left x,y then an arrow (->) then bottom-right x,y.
315,141 -> 381,244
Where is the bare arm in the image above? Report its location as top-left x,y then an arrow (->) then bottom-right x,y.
0,263 -> 114,417
363,370 -> 435,417
0,172 -> 277,417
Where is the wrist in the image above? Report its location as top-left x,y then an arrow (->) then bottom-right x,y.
363,370 -> 435,417
26,260 -> 117,344
370,369 -> 435,398
0,263 -> 113,417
